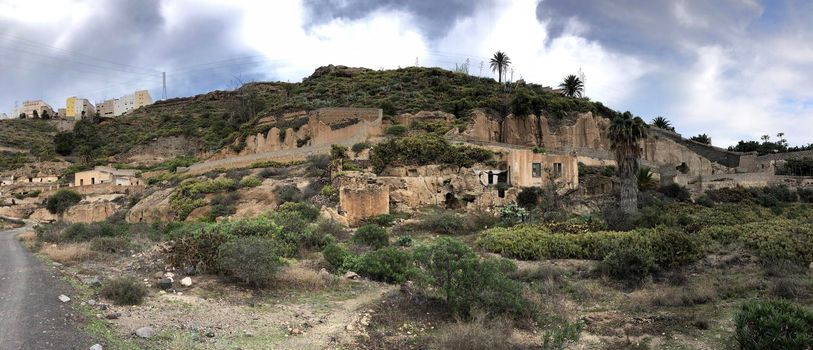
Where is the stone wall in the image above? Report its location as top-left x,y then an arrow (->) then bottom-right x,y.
673,173 -> 813,193
338,176 -> 389,226
459,111 -> 739,177
505,149 -> 578,190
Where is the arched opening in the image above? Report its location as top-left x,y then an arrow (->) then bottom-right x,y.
91,177 -> 96,185
676,162 -> 690,174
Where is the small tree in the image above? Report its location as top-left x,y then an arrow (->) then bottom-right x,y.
46,189 -> 82,215
559,75 -> 584,98
651,116 -> 674,131
608,112 -> 648,214
690,134 -> 712,145
489,51 -> 511,83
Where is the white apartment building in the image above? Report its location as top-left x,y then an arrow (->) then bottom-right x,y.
111,90 -> 152,116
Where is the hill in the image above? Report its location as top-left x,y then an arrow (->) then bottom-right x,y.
55,65 -> 620,165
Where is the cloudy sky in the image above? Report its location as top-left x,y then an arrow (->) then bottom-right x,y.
1,0 -> 811,147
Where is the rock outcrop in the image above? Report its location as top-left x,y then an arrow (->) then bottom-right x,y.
127,188 -> 175,223
64,201 -> 120,223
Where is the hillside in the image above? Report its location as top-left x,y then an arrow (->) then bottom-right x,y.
52,65 -> 620,165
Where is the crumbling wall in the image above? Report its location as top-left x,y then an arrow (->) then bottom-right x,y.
338,176 -> 389,226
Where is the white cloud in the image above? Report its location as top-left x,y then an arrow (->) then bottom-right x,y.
434,0 -> 653,107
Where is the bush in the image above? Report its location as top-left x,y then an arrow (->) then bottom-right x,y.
658,184 -> 690,202
352,224 -> 389,249
706,186 -> 752,203
278,202 -> 320,221
735,300 -> 813,349
101,277 -> 148,305
414,237 -> 531,318
416,210 -> 466,235
315,218 -> 348,239
396,236 -> 413,247
351,142 -> 370,153
320,184 -> 336,197
45,189 -> 82,215
751,185 -> 798,207
517,187 -> 541,209
799,188 -> 813,203
322,243 -> 351,272
600,241 -> 656,283
239,175 -> 262,188
306,154 -> 331,177
218,236 -> 284,288
275,184 -> 302,204
352,247 -> 412,283
364,213 -> 396,227
370,134 -> 493,173
648,228 -> 705,269
385,125 -> 407,136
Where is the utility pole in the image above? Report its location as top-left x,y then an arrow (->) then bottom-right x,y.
578,67 -> 586,98
162,72 -> 167,100
415,57 -> 419,67
479,61 -> 484,77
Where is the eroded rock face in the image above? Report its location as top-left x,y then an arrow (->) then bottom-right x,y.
29,207 -> 58,222
0,204 -> 37,219
126,188 -> 175,223
64,201 -> 120,223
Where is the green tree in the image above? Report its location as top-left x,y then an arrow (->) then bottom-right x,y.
651,116 -> 673,131
690,133 -> 712,145
46,189 -> 82,215
489,51 -> 511,83
608,112 -> 648,214
53,132 -> 75,156
558,74 -> 584,98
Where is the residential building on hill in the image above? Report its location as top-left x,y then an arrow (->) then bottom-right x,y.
98,90 -> 152,117
73,166 -> 143,187
19,100 -> 55,119
65,97 -> 96,119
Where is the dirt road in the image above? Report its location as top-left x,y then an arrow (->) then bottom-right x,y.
0,221 -> 93,350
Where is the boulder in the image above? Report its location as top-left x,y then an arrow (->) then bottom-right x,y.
343,271 -> 360,280
58,295 -> 71,303
180,277 -> 192,287
64,201 -> 121,223
126,188 -> 175,223
135,326 -> 156,339
89,344 -> 103,350
158,278 -> 173,290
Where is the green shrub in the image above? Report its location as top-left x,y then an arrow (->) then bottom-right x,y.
218,236 -> 284,288
315,218 -> 347,239
352,247 -> 412,283
600,240 -> 656,282
101,277 -> 148,305
517,187 -> 541,209
385,125 -> 407,136
278,202 -> 320,221
274,184 -> 302,204
45,189 -> 82,215
320,184 -> 336,197
735,300 -> 813,349
239,175 -> 262,188
706,186 -> 752,203
649,228 -> 705,269
90,236 -> 132,254
414,237 -> 530,318
352,224 -> 389,249
370,134 -> 493,173
330,144 -> 348,160
416,210 -> 466,235
798,188 -> 813,203
351,142 -> 370,153
364,213 -> 396,227
396,236 -> 413,247
322,243 -> 351,272
658,184 -> 690,202
306,154 -> 331,177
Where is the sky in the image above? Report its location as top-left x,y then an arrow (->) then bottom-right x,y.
0,0 -> 811,147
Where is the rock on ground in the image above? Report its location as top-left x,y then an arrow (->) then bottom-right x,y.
135,326 -> 155,338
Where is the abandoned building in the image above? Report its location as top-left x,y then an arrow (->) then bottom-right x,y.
73,166 -> 142,187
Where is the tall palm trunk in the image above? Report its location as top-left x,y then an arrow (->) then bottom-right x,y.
618,156 -> 640,214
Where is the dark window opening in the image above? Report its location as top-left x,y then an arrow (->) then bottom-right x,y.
552,163 -> 563,178
532,163 -> 542,178
444,192 -> 460,209
676,162 -> 690,174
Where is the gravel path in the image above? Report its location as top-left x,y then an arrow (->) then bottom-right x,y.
0,220 -> 94,350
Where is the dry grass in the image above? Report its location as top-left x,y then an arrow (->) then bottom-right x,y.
40,243 -> 93,265
275,265 -> 336,291
16,230 -> 37,249
433,315 -> 513,350
629,282 -> 717,308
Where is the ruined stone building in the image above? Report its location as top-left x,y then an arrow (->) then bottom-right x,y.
74,166 -> 142,187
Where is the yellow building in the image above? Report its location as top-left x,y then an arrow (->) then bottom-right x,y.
65,97 -> 96,119
74,166 -> 142,187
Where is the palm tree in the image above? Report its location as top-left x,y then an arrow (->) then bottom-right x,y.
608,111 -> 648,214
690,134 -> 711,145
651,116 -> 673,131
489,51 -> 511,83
558,75 -> 584,97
